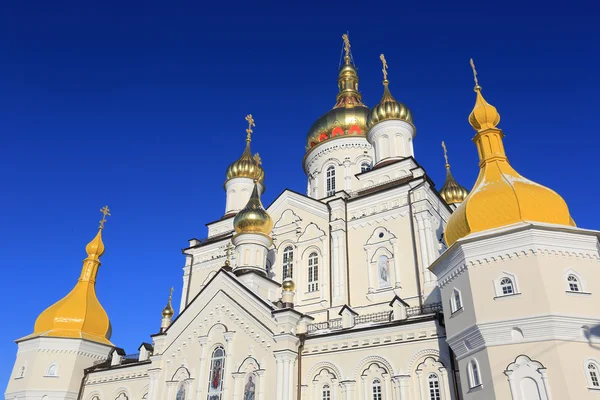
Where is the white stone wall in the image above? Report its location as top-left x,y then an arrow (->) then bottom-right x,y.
367,120 -> 415,165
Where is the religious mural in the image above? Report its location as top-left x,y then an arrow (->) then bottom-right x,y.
378,255 -> 391,288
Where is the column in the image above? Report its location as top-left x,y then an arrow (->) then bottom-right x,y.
415,214 -> 431,283
384,376 -> 393,400
148,368 -> 161,400
332,234 -> 341,299
439,369 -> 451,400
340,381 -> 356,400
231,372 -> 246,400
195,337 -> 209,400
398,375 -> 410,400
416,370 -> 425,400
256,370 -> 265,400
287,357 -> 296,400
223,332 -> 235,397
391,238 -> 401,288
423,216 -> 437,266
343,159 -> 351,190
276,356 -> 284,399
364,247 -> 374,292
180,265 -> 190,312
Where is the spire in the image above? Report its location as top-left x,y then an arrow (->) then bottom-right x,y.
334,34 -> 364,108
225,114 -> 265,185
443,61 -> 575,246
439,141 -> 468,205
31,207 -> 113,345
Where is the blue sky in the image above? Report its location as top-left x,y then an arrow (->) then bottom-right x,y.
1,0 -> 598,383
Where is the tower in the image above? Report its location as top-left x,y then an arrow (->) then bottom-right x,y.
439,141 -> 468,210
224,114 -> 265,216
366,53 -> 415,166
430,61 -> 598,400
303,34 -> 372,199
5,208 -> 114,400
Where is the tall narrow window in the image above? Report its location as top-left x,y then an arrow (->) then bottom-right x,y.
567,275 -> 580,292
372,379 -> 382,400
428,373 -> 441,400
307,252 -> 319,292
326,166 -> 336,196
452,288 -> 462,312
207,347 -> 226,399
500,277 -> 514,295
322,384 -> 331,400
176,384 -> 186,400
468,359 -> 481,388
588,363 -> 600,387
282,246 -> 294,279
361,162 -> 371,173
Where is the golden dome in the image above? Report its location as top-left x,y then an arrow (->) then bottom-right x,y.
282,277 -> 295,292
233,182 -> 273,236
31,209 -> 112,346
439,141 -> 469,205
162,287 -> 174,318
305,36 -> 369,152
444,76 -> 575,246
225,115 -> 265,186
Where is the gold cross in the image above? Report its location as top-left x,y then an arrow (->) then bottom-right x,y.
470,58 -> 479,88
253,153 -> 262,165
168,286 -> 174,301
342,33 -> 351,59
245,114 -> 255,142
380,54 -> 388,81
441,141 -> 450,168
99,205 -> 111,230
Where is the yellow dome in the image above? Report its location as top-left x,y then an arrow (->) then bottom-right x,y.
226,115 -> 265,186
444,82 -> 575,246
439,141 -> 469,205
282,277 -> 295,292
233,183 -> 273,236
32,214 -> 112,346
161,287 -> 174,318
366,80 -> 413,129
305,38 -> 369,152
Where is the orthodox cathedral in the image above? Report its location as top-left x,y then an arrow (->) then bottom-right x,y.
6,35 -> 600,400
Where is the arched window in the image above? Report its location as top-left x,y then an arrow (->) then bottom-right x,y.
307,252 -> 319,292
243,373 -> 257,399
468,359 -> 481,388
567,274 -> 580,292
175,383 -> 186,400
282,246 -> 294,279
46,363 -> 58,377
428,373 -> 441,400
361,162 -> 371,173
322,384 -> 331,400
377,255 -> 391,288
372,378 -> 382,400
207,346 -> 226,399
326,166 -> 336,196
587,362 -> 600,388
500,277 -> 514,295
451,288 -> 462,313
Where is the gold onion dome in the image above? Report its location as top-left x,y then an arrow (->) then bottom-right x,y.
282,277 -> 295,292
440,141 -> 469,205
162,288 -> 174,318
305,35 -> 370,152
444,61 -> 575,246
366,54 -> 412,129
225,115 -> 265,186
233,182 -> 273,236
31,207 -> 113,346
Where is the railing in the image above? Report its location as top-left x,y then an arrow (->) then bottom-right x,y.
306,302 -> 443,334
123,353 -> 140,360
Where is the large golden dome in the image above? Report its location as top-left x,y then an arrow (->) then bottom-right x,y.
226,115 -> 265,186
444,76 -> 575,246
305,42 -> 369,152
30,211 -> 112,346
233,183 -> 273,236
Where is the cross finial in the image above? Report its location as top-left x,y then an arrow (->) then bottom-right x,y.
168,287 -> 174,301
245,114 -> 255,142
441,141 -> 450,168
99,206 -> 111,230
380,54 -> 388,82
253,153 -> 262,165
342,33 -> 351,62
470,58 -> 480,90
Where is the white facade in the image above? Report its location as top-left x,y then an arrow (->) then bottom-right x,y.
367,120 -> 415,165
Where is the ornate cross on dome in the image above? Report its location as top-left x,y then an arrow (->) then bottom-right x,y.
245,114 -> 255,142
168,286 -> 174,301
442,141 -> 450,168
342,33 -> 351,60
470,58 -> 480,88
99,205 -> 111,230
253,153 -> 262,165
380,54 -> 388,81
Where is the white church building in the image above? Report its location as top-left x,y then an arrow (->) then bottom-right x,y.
6,36 -> 600,400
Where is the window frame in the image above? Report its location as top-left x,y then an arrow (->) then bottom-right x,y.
282,246 -> 294,279
371,378 -> 383,400
207,346 -> 226,399
360,162 -> 371,173
468,359 -> 482,389
428,373 -> 441,400
450,288 -> 463,314
322,384 -> 331,400
307,252 -> 319,292
325,165 -> 336,197
45,362 -> 59,377
567,274 -> 581,292
500,277 -> 515,295
586,360 -> 600,389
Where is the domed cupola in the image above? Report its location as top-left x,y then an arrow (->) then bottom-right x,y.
444,60 -> 575,246
305,34 -> 370,152
439,141 -> 469,207
366,54 -> 417,166
366,54 -> 413,130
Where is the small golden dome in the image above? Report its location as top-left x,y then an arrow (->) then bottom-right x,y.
444,77 -> 574,246
439,141 -> 468,205
32,211 -> 113,346
225,140 -> 265,185
305,38 -> 369,152
282,277 -> 295,292
162,287 -> 174,318
366,80 -> 413,129
233,183 -> 273,236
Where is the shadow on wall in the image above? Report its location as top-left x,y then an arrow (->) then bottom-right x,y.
585,324 -> 600,349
